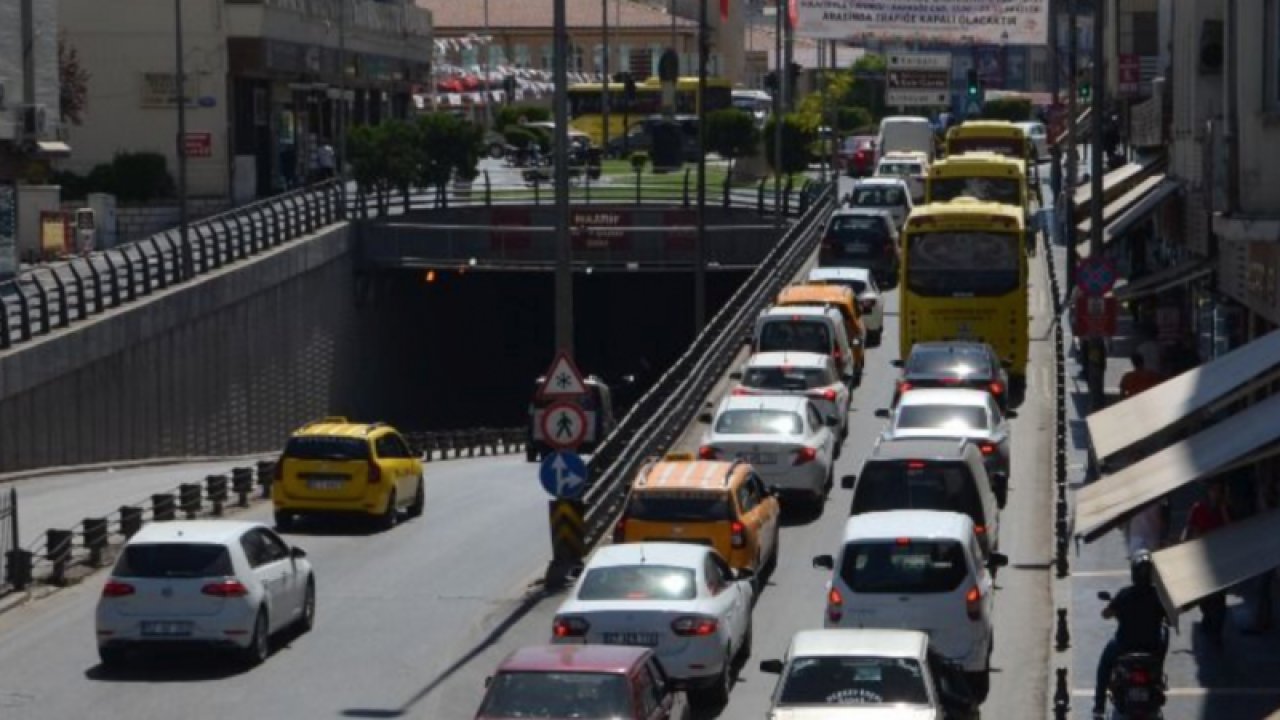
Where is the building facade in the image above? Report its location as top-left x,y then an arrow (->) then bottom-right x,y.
60,0 -> 432,201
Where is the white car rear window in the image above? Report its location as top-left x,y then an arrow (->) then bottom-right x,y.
578,565 -> 696,601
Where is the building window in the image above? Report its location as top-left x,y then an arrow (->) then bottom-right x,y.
541,45 -> 553,72
514,44 -> 531,68
491,45 -> 508,69
618,44 -> 631,75
1268,0 -> 1280,111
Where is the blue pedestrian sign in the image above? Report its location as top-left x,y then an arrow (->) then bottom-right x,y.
539,451 -> 588,500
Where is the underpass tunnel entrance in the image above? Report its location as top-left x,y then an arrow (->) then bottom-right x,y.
358,269 -> 750,432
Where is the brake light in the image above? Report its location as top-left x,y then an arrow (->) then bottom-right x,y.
907,461 -> 926,470
367,461 -> 382,484
671,616 -> 719,636
731,386 -> 754,396
1129,667 -> 1152,686
553,616 -> 590,638
978,442 -> 997,456
827,587 -> 844,623
974,524 -> 987,536
202,579 -> 249,598
793,447 -> 818,465
613,517 -> 627,543
730,520 -> 747,548
809,388 -> 838,402
897,381 -> 913,394
989,381 -> 1005,396
698,445 -> 719,460
831,349 -> 843,363
102,580 -> 135,598
965,585 -> 982,620
896,537 -> 911,546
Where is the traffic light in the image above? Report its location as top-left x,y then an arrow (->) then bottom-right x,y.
966,68 -> 980,98
1079,78 -> 1092,102
764,70 -> 778,93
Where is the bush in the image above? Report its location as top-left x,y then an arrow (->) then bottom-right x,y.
981,98 -> 1034,123
52,152 -> 174,203
495,105 -> 551,132
503,126 -> 540,151
705,108 -> 760,171
764,114 -> 816,175
630,152 -> 649,172
837,106 -> 874,133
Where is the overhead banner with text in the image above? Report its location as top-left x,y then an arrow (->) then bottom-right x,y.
794,1 -> 1049,45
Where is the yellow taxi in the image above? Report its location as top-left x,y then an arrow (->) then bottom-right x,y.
272,417 -> 425,531
613,454 -> 781,577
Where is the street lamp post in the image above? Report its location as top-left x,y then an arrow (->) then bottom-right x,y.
174,0 -> 192,280
1088,0 -> 1105,259
695,0 -> 709,330
602,0 -> 611,150
553,0 -> 574,355
773,0 -> 783,233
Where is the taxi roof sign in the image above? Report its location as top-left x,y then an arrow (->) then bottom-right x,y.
536,351 -> 588,399
664,451 -> 695,461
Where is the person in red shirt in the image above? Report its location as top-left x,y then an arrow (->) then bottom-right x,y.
1119,352 -> 1163,398
1183,480 -> 1231,640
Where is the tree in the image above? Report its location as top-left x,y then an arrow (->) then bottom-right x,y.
849,53 -> 888,121
705,108 -> 760,181
414,112 -> 484,208
58,32 -> 90,126
763,113 -> 815,176
495,105 -> 550,132
347,124 -> 394,215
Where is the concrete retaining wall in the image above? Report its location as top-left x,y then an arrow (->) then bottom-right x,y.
0,222 -> 364,473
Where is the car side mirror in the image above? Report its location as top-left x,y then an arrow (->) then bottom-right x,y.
1004,410 -> 1018,419
988,553 -> 1009,569
735,567 -> 756,583
812,554 -> 835,570
759,659 -> 785,674
890,359 -> 904,368
874,408 -> 890,419
729,371 -> 743,381
825,416 -> 840,427
290,546 -> 307,559
841,474 -> 856,489
1098,590 -> 1113,602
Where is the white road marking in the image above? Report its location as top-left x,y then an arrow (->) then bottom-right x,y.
1070,569 -> 1130,577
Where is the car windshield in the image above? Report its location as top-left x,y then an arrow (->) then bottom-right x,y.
778,656 -> 930,706
929,176 -> 1022,206
578,565 -> 697,601
896,405 -> 989,432
851,186 -> 905,207
839,540 -> 970,593
852,461 -> 983,522
743,366 -> 831,391
906,231 -> 1021,297
907,348 -> 993,377
948,136 -> 1026,158
759,321 -> 832,354
813,276 -> 869,294
626,492 -> 733,522
284,436 -> 370,461
879,163 -> 920,177
479,671 -> 631,718
113,543 -> 234,579
714,409 -> 803,435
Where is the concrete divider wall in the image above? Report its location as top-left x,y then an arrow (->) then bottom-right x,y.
0,223 -> 366,473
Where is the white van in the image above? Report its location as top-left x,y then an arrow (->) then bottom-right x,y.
754,306 -> 857,385
876,116 -> 935,164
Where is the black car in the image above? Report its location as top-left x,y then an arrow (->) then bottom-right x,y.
817,209 -> 901,287
892,341 -> 1011,410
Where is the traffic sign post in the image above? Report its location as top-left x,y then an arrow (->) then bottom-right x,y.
886,52 -> 951,109
537,351 -> 588,400
548,499 -> 586,564
539,451 -> 588,499
1076,256 -> 1118,297
540,401 -> 588,451
1073,294 -> 1118,337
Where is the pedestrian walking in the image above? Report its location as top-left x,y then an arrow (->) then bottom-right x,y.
317,140 -> 337,180
1119,352 -> 1162,399
1183,479 -> 1232,642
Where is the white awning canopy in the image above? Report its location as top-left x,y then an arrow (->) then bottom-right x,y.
1075,390 -> 1280,541
1153,508 -> 1280,620
1086,328 -> 1280,463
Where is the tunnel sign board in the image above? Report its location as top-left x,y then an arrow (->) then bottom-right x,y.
540,401 -> 589,451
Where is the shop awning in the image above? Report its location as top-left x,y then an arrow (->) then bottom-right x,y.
1072,156 -> 1161,222
1075,390 -> 1280,541
1086,328 -> 1280,463
1153,508 -> 1280,620
1113,256 -> 1214,302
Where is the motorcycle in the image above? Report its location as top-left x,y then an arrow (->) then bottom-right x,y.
1098,590 -> 1167,719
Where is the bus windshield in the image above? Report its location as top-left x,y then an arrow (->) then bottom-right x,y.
947,137 -> 1025,158
930,177 -> 1023,206
906,231 -> 1021,297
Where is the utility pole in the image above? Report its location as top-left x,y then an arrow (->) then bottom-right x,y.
783,4 -> 794,111
1088,0 -> 1105,257
336,0 -> 347,181
773,0 -> 784,232
695,0 -> 709,330
1065,0 -> 1079,290
602,0 -> 611,150
1048,0 -> 1061,206
553,0 -> 574,355
484,0 -> 492,130
174,0 -> 192,280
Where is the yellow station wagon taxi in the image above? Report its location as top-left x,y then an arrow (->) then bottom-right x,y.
272,418 -> 424,531
613,455 -> 781,577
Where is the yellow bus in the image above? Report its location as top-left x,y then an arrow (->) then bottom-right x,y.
899,199 -> 1029,376
567,76 -> 733,147
944,120 -> 1032,161
926,152 -> 1033,252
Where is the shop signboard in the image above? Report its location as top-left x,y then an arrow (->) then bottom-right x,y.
1118,54 -> 1140,98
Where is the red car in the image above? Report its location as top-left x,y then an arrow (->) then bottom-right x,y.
476,645 -> 691,720
837,135 -> 877,177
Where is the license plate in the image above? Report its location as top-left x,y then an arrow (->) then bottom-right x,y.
307,477 -> 346,490
844,242 -> 870,253
141,621 -> 193,637
740,453 -> 776,465
1127,687 -> 1150,703
602,632 -> 660,647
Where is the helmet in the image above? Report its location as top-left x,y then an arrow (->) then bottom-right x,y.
1131,550 -> 1154,587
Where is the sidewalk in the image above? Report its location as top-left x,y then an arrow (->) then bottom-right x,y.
1057,245 -> 1280,718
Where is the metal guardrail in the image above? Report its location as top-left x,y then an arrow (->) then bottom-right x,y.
570,181 -> 836,549
404,428 -> 526,461
0,488 -> 17,594
0,181 -> 345,352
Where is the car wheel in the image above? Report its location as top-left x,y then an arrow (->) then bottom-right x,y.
738,621 -> 754,665
242,609 -> 270,667
298,577 -> 316,632
273,510 -> 295,533
869,329 -> 882,347
964,671 -> 990,703
407,478 -> 425,519
765,531 -> 780,577
97,646 -> 128,668
377,490 -> 398,531
694,649 -> 734,708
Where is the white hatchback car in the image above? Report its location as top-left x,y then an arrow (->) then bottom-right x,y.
876,151 -> 930,203
807,267 -> 885,347
876,388 -> 1015,508
758,629 -> 980,720
733,351 -> 851,441
813,511 -> 1006,702
754,305 -> 857,386
96,520 -> 315,667
701,394 -> 839,507
550,542 -> 754,707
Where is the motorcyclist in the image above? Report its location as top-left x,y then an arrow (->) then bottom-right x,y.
1094,550 -> 1170,718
